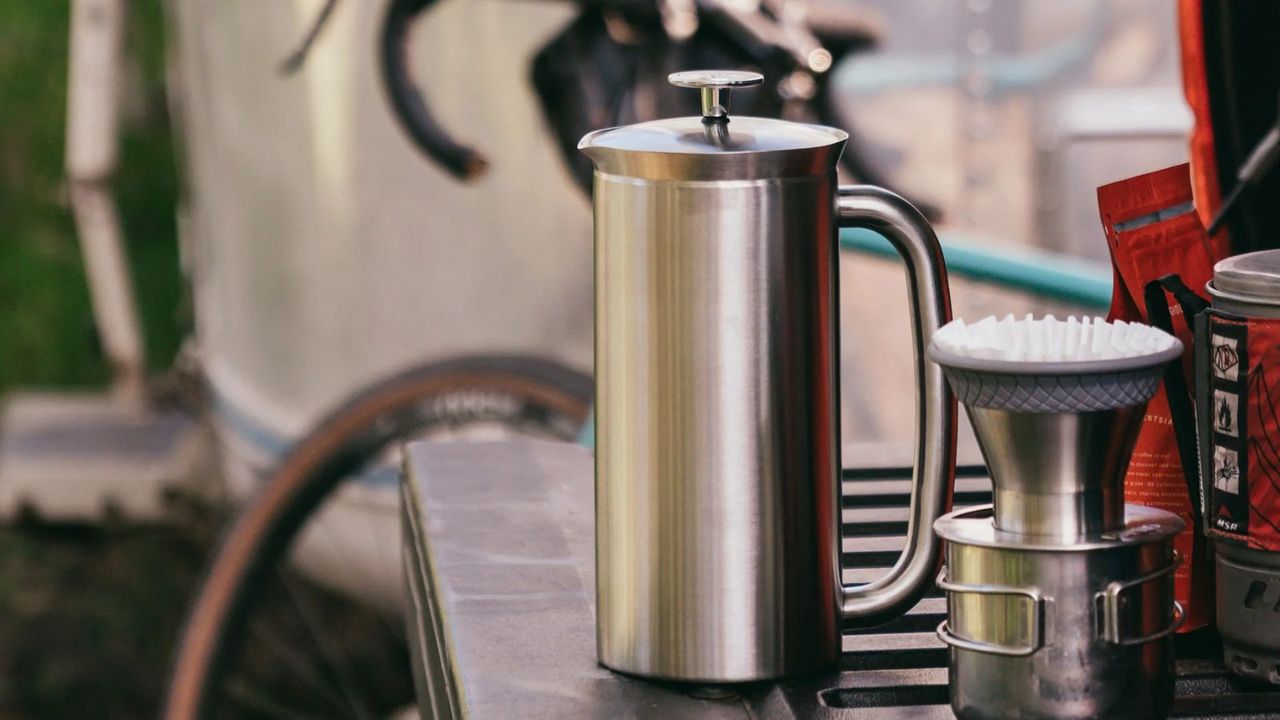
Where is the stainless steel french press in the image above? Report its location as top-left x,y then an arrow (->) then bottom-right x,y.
579,70 -> 957,682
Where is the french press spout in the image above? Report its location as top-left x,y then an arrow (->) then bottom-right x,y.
581,70 -> 957,682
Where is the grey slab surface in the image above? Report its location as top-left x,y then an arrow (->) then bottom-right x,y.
401,440 -> 751,719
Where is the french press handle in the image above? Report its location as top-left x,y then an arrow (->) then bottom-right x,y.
835,186 -> 958,625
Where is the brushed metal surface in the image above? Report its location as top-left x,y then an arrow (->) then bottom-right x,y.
966,406 -> 1143,538
592,169 -> 839,682
937,505 -> 1183,720
590,168 -> 954,680
833,188 -> 956,626
1209,250 -> 1280,307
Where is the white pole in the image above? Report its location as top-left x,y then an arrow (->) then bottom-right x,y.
65,0 -> 147,408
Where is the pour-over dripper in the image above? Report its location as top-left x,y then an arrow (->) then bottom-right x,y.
929,316 -> 1182,539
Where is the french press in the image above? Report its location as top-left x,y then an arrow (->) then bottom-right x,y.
580,70 -> 957,682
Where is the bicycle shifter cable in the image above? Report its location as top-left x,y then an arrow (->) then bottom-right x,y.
1207,89 -> 1280,237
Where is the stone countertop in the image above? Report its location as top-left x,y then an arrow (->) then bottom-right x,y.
400,439 -> 753,719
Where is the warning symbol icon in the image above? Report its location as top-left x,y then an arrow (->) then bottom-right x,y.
1214,446 -> 1240,495
1214,390 -> 1239,437
1212,335 -> 1239,381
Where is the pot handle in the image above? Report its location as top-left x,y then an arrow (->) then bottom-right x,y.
1097,552 -> 1185,646
835,186 -> 957,626
935,578 -> 1045,656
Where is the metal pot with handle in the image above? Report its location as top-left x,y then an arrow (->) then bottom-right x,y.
579,70 -> 957,682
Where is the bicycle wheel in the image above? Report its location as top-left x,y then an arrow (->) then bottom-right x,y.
164,355 -> 592,720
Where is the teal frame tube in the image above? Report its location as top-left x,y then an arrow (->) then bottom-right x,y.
840,228 -> 1112,311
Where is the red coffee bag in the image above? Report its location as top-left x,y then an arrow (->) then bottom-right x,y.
1098,163 -> 1228,632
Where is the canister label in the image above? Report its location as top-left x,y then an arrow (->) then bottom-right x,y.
1206,311 -> 1280,550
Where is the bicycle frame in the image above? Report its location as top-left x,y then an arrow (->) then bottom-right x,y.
841,228 -> 1112,310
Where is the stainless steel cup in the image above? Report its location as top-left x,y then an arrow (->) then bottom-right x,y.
937,506 -> 1183,720
580,70 -> 957,682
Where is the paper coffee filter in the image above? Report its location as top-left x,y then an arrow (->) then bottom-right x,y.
932,314 -> 1177,363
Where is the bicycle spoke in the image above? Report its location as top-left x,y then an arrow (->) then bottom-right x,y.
241,609 -> 353,717
277,568 -> 377,720
224,676 -> 329,720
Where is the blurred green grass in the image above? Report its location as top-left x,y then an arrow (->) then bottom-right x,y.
0,0 -> 183,392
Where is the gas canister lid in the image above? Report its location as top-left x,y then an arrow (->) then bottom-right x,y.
1212,249 -> 1280,306
577,70 -> 847,180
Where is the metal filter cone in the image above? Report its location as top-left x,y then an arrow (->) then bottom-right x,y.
929,333 -> 1183,539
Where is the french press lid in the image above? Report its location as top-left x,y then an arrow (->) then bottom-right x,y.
577,70 -> 847,181
1210,249 -> 1280,307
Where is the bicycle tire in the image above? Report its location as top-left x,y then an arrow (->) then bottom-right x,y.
163,355 -> 592,720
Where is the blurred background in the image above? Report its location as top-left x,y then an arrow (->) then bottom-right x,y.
0,0 -> 1194,716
